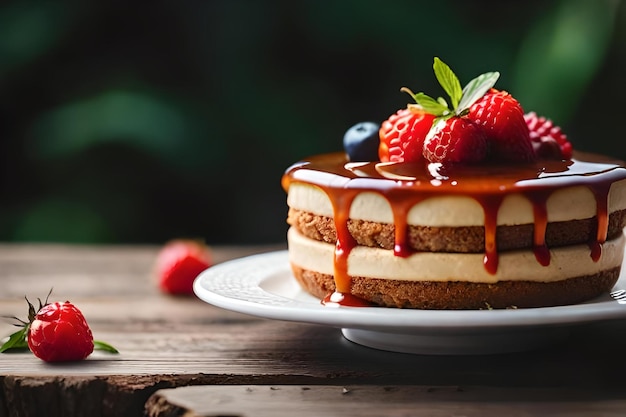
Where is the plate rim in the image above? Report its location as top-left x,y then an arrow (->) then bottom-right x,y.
193,250 -> 626,333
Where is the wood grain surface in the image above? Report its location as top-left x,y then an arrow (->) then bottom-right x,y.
0,244 -> 625,417
146,385 -> 626,417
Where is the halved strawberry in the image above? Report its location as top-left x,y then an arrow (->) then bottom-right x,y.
423,117 -> 487,164
468,89 -> 535,162
524,111 -> 572,160
378,108 -> 435,163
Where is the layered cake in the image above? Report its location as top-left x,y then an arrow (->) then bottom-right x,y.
282,58 -> 626,309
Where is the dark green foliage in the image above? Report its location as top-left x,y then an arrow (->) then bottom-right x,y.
0,0 -> 623,244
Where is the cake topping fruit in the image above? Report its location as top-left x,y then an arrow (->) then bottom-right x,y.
347,58 -> 570,166
375,57 -> 571,165
343,121 -> 381,162
525,111 -> 572,160
468,88 -> 535,162
423,116 -> 487,163
378,108 -> 435,163
1,290 -> 118,362
156,239 -> 212,295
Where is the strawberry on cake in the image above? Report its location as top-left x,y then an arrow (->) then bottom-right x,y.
282,58 -> 626,309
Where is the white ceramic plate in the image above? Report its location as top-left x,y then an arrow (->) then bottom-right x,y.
193,250 -> 626,355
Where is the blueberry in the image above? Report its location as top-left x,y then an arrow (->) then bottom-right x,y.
343,121 -> 380,162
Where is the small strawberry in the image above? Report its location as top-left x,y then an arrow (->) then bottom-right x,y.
28,300 -> 94,362
1,291 -> 118,362
423,116 -> 487,164
524,111 -> 572,160
156,239 -> 212,295
468,89 -> 535,162
378,107 -> 435,163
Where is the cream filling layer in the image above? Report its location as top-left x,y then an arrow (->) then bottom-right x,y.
287,180 -> 626,226
287,227 -> 625,284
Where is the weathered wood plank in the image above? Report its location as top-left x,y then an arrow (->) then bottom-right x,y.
0,244 -> 288,417
1,244 -> 626,417
0,244 -> 284,334
145,385 -> 626,417
3,318 -> 626,416
3,316 -> 626,385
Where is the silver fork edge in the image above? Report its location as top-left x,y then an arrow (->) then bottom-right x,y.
610,289 -> 626,304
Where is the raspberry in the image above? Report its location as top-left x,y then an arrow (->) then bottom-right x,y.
524,111 -> 572,160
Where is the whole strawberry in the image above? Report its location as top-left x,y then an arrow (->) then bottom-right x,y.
28,300 -> 94,362
1,291 -> 118,362
423,117 -> 487,163
379,107 -> 435,163
156,239 -> 212,295
468,89 -> 535,162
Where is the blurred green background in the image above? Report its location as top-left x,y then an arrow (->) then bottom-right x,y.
0,0 -> 624,245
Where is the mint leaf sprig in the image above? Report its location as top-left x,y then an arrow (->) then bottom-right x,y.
0,293 -> 48,353
402,57 -> 500,123
0,327 -> 29,353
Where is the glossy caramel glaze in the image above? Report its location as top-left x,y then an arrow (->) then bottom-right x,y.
282,152 -> 626,300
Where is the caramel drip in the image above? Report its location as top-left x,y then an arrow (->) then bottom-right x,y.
322,289 -> 372,307
322,189 -> 374,307
589,181 -> 612,262
329,190 -> 358,293
387,191 -> 429,258
477,195 -> 505,274
282,152 -> 626,306
523,190 -> 552,266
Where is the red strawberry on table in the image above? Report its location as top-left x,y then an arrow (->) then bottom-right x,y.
27,300 -> 94,362
379,107 -> 435,163
423,116 -> 487,164
0,291 -> 118,362
468,89 -> 535,162
156,239 -> 212,295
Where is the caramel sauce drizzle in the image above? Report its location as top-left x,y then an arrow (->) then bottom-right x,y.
329,191 -> 357,294
524,189 -> 551,267
589,181 -> 612,262
282,152 -> 626,306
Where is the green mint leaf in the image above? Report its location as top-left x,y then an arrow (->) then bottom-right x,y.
0,327 -> 29,353
93,340 -> 119,354
433,57 -> 462,110
457,71 -> 500,114
413,92 -> 450,116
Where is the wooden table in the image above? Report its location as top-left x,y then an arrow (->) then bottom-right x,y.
1,244 -> 626,417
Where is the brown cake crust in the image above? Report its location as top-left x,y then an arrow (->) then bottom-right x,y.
290,264 -> 621,309
287,208 -> 626,253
